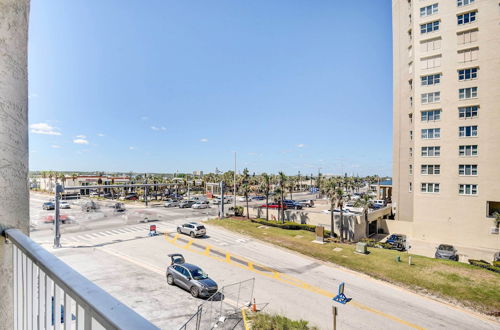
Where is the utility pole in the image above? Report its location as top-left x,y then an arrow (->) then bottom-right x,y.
219,181 -> 225,219
298,171 -> 301,191
54,183 -> 64,248
233,152 -> 237,210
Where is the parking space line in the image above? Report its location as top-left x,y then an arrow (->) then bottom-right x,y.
163,232 -> 424,330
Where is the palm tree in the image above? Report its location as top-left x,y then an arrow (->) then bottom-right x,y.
354,194 -> 372,238
322,178 -> 339,238
278,172 -> 287,223
287,179 -> 295,200
241,168 -> 250,218
58,173 -> 67,187
335,187 -> 345,242
260,173 -> 271,221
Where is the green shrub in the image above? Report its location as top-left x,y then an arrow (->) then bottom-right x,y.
229,206 -> 244,216
469,259 -> 500,274
493,261 -> 500,268
250,313 -> 317,330
250,218 -> 335,237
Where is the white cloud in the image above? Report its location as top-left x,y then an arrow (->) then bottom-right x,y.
97,133 -> 105,137
73,139 -> 89,145
296,144 -> 305,148
151,126 -> 167,131
30,123 -> 61,136
76,135 -> 86,139
51,145 -> 61,149
200,138 -> 208,143
129,146 -> 136,150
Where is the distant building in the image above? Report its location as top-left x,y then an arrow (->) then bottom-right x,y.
193,171 -> 204,177
38,175 -> 130,195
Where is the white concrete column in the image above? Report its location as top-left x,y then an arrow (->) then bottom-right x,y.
0,0 -> 30,327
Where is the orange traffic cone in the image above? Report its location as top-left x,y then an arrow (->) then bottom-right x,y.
252,298 -> 257,312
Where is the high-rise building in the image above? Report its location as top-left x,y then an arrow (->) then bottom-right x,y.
392,0 -> 499,259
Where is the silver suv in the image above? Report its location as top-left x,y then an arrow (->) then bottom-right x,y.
166,254 -> 218,298
177,222 -> 206,238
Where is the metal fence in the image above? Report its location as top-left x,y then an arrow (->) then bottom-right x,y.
5,228 -> 158,330
179,278 -> 255,330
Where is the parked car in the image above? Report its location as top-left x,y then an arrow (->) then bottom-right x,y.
435,244 -> 459,261
111,202 -> 125,212
177,222 -> 206,237
124,194 -> 139,200
370,204 -> 383,210
260,203 -> 287,209
59,201 -> 70,209
251,196 -> 265,201
81,201 -> 99,212
494,251 -> 500,262
164,199 -> 180,208
192,201 -> 210,209
238,196 -> 251,202
372,200 -> 386,207
43,215 -> 69,224
179,200 -> 197,208
297,199 -> 314,208
166,254 -> 218,298
283,200 -> 303,210
212,197 -> 232,205
42,202 -> 55,210
385,234 -> 407,251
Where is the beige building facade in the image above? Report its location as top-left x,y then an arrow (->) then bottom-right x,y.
392,0 -> 499,260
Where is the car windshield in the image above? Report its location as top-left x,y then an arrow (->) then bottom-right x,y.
191,268 -> 208,280
439,245 -> 454,251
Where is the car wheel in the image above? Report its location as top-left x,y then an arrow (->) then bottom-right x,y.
190,232 -> 195,238
177,228 -> 181,234
190,286 -> 199,298
167,274 -> 174,285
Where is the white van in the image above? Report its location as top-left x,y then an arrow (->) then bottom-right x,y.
372,200 -> 386,207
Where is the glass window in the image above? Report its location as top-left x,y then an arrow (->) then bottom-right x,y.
458,106 -> 478,118
421,165 -> 441,175
459,126 -> 478,137
459,145 -> 477,156
459,184 -> 477,195
421,109 -> 441,121
457,0 -> 475,7
458,68 -> 477,81
420,21 -> 440,34
422,146 -> 441,157
421,183 -> 440,193
421,74 -> 441,86
422,128 -> 441,139
459,164 -> 478,175
420,4 -> 439,17
459,87 -> 477,99
458,12 -> 476,25
421,92 -> 440,104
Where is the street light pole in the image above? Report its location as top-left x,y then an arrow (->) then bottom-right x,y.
219,181 -> 225,219
233,152 -> 237,210
54,183 -> 64,248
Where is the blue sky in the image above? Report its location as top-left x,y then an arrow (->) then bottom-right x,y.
28,0 -> 393,176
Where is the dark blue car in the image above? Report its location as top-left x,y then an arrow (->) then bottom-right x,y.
283,200 -> 303,210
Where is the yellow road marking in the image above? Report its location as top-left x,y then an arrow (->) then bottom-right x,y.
163,233 -> 424,330
241,308 -> 250,330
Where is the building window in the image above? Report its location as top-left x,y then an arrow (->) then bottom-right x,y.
487,201 -> 500,217
421,92 -> 440,104
459,164 -> 478,175
409,147 -> 413,157
421,183 -> 440,193
421,109 -> 441,121
420,4 -> 438,17
459,145 -> 478,156
459,87 -> 477,99
409,182 -> 413,192
409,113 -> 413,124
422,146 -> 441,157
420,37 -> 441,52
458,47 -> 479,63
421,165 -> 441,175
459,125 -> 478,137
458,12 -> 476,25
410,130 -> 413,140
409,79 -> 413,90
458,68 -> 478,81
421,73 -> 441,86
409,164 -> 413,175
458,106 -> 478,119
422,128 -> 440,139
421,55 -> 441,69
457,0 -> 475,7
420,21 -> 440,34
457,29 -> 478,45
459,184 -> 477,195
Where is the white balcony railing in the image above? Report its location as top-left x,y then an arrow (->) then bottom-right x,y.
4,228 -> 158,330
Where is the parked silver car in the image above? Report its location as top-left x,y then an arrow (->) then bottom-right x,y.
166,254 -> 218,298
179,200 -> 196,208
177,222 -> 206,238
192,201 -> 210,209
164,199 -> 180,208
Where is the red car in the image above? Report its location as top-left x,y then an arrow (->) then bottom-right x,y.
260,203 -> 287,209
43,215 -> 69,224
